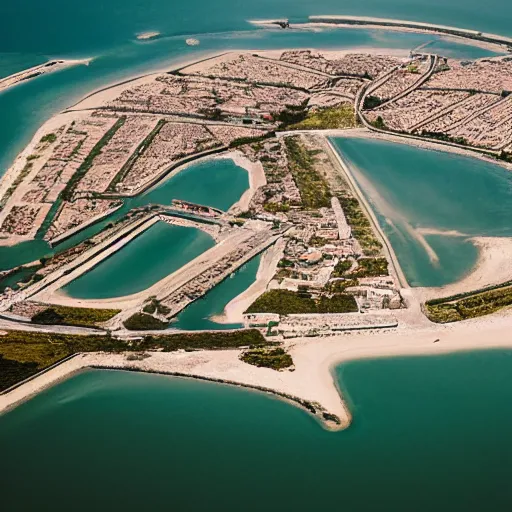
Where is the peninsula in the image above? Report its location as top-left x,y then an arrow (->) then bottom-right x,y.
0,59 -> 91,94
1,30 -> 512,427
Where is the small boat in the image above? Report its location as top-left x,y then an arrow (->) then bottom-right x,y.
186,38 -> 200,46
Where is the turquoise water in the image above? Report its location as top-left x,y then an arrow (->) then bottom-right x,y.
1,0 -> 511,58
2,350 -> 512,511
0,157 -> 248,271
0,27 -> 500,181
331,137 -> 512,287
173,255 -> 261,330
63,222 -> 214,299
0,4 -> 505,276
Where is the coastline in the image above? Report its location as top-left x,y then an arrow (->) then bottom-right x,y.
414,236 -> 512,301
249,19 -> 509,54
326,127 -> 512,173
210,238 -> 286,324
322,135 -> 409,289
2,309 -> 511,428
0,58 -> 92,95
307,15 -> 512,53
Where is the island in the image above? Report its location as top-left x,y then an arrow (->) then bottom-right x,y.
1,31 -> 512,429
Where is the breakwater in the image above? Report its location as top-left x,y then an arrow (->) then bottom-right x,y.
309,15 -> 512,50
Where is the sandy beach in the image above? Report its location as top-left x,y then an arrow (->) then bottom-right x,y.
2,308 -> 511,428
414,236 -> 512,301
211,237 -> 286,324
225,150 -> 266,213
0,59 -> 92,95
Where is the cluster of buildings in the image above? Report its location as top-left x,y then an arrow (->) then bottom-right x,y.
363,55 -> 512,151
4,48 -> 511,334
279,50 -> 401,80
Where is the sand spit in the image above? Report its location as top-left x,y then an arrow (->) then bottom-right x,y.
211,238 -> 286,324
415,237 -> 512,301
321,136 -> 408,288
0,59 -> 91,95
2,310 -> 512,428
136,31 -> 161,41
308,15 -> 512,53
225,150 -> 266,213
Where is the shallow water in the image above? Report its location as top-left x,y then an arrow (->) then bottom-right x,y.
1,350 -> 512,511
63,222 -> 215,299
173,255 -> 261,330
0,157 -> 248,271
331,137 -> 512,287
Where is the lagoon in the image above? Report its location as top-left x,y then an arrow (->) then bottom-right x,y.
331,137 -> 512,287
173,255 -> 261,330
63,222 -> 215,299
0,157 -> 248,271
1,350 -> 512,511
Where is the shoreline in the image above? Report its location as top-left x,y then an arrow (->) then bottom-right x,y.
0,58 -> 92,95
211,238 -> 286,324
307,15 -> 512,53
249,19 -> 509,54
322,135 -> 409,289
2,310 -> 512,428
414,236 -> 512,301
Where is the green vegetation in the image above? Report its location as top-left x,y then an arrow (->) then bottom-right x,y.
0,329 -> 270,391
247,289 -> 316,314
332,259 -> 352,277
498,150 -> 512,163
275,107 -> 307,127
425,284 -> 512,323
143,297 -> 171,316
229,132 -> 274,148
332,257 -> 388,279
0,161 -> 34,209
108,119 -> 166,191
263,201 -> 290,213
62,117 -> 126,201
337,193 -> 382,256
325,278 -> 359,293
284,136 -> 331,209
123,312 -> 169,330
371,116 -> 386,130
40,133 -> 57,144
31,305 -> 121,328
317,294 -> 358,313
350,258 -> 389,278
419,131 -> 468,146
277,258 -> 294,268
240,347 -> 293,370
246,289 -> 358,315
287,105 -> 358,131
308,235 -> 329,247
363,96 -> 383,110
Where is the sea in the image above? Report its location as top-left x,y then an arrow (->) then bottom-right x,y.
1,2 -> 512,506
2,351 -> 512,511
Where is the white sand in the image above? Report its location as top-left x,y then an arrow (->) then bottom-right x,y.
2,309 -> 511,428
225,150 -> 266,213
415,237 -> 512,301
0,59 -> 92,94
211,238 -> 286,324
136,32 -> 161,40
